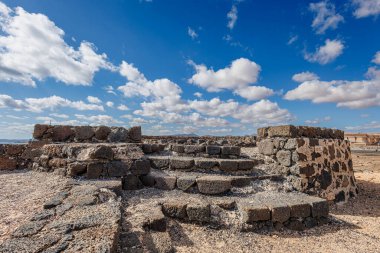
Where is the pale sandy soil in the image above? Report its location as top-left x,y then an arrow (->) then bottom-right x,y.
0,170 -> 69,244
1,151 -> 380,252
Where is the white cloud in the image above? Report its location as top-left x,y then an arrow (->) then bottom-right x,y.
305,116 -> 331,125
75,114 -> 122,125
117,104 -> 129,111
87,96 -> 102,104
373,51 -> 380,65
106,101 -> 114,107
287,35 -> 298,45
284,67 -> 380,109
304,39 -> 344,64
352,0 -> 380,18
189,98 -> 239,117
104,85 -> 116,95
49,113 -> 69,119
227,5 -> 238,30
6,115 -> 28,120
309,1 -> 344,34
0,94 -> 104,113
0,2 -> 113,86
188,58 -> 274,100
194,92 -> 202,98
292,71 -> 320,82
345,121 -> 380,131
187,27 -> 198,40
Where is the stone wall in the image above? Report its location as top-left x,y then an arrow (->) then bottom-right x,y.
33,124 -> 142,143
143,135 -> 256,147
0,142 -> 44,170
257,125 -> 357,202
33,143 -> 150,179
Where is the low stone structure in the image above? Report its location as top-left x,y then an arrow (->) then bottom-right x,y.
33,124 -> 142,143
257,125 -> 358,202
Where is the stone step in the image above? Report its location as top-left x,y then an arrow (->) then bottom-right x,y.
168,144 -> 243,159
159,191 -> 329,231
122,169 -> 283,194
147,156 -> 264,174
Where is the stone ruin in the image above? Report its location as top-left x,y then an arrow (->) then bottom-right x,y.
0,124 -> 358,252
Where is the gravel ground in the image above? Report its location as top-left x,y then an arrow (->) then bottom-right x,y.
0,170 -> 69,244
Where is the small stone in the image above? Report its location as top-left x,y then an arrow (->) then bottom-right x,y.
86,163 -> 104,179
186,202 -> 210,223
90,146 -> 114,160
276,150 -> 292,167
94,126 -> 111,140
239,201 -> 270,223
258,139 -> 276,155
12,220 -> 48,237
195,159 -> 218,170
170,157 -> 194,170
43,192 -> 68,209
128,126 -> 142,142
74,126 -> 94,141
162,201 -> 187,219
149,156 -> 170,169
67,162 -> 87,177
131,159 -> 150,175
219,160 -> 238,172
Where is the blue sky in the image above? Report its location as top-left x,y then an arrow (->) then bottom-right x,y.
0,0 -> 379,138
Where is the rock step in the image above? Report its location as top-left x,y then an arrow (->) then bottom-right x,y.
122,169 -> 283,194
160,191 -> 329,231
147,156 -> 263,173
168,144 -> 242,158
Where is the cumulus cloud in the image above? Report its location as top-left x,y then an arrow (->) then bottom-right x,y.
345,121 -> 380,131
352,0 -> 380,18
305,116 -> 331,125
194,92 -> 202,98
87,96 -> 102,104
49,113 -> 69,119
117,104 -> 129,111
104,85 -> 116,95
188,58 -> 274,100
0,2 -> 113,86
106,101 -> 114,108
309,1 -> 344,34
187,27 -> 198,40
373,51 -> 380,65
227,5 -> 238,30
189,98 -> 239,117
292,71 -> 320,82
75,114 -> 122,125
284,66 -> 380,108
304,39 -> 344,64
0,94 -> 104,113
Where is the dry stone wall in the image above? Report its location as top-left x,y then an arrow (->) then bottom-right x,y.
0,142 -> 45,170
143,135 -> 256,147
33,124 -> 142,143
257,125 -> 357,202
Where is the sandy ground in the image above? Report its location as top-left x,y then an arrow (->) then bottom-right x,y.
0,170 -> 69,244
0,150 -> 380,252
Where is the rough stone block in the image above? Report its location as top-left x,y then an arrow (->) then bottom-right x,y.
206,145 -> 221,155
268,204 -> 290,223
177,176 -> 197,191
172,145 -> 184,153
140,174 -> 156,187
162,201 -> 187,219
142,144 -> 153,154
258,139 -> 276,155
170,157 -> 194,170
67,162 -> 87,177
107,161 -> 128,177
195,159 -> 218,170
131,159 -> 151,175
276,150 -> 292,167
288,202 -> 311,218
86,162 -> 105,179
33,124 -> 49,139
219,160 -> 238,172
154,175 -> 177,190
74,126 -> 94,141
308,198 -> 329,217
94,126 -> 111,140
267,125 -> 298,138
186,202 -> 210,223
196,176 -> 231,195
238,160 -> 255,170
231,176 -> 251,187
221,146 -> 241,156
184,145 -> 205,154
128,126 -> 142,142
52,125 -> 74,142
149,156 -> 170,169
48,158 -> 67,168
5,144 -> 25,156
143,206 -> 167,231
284,138 -> 297,150
0,156 -> 18,170
122,174 -> 143,190
89,146 -> 114,160
239,201 -> 271,223
108,127 -> 128,142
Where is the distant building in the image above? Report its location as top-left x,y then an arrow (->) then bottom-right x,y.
345,133 -> 380,146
